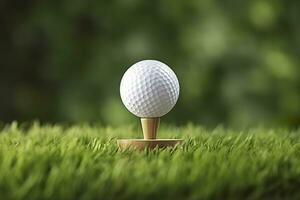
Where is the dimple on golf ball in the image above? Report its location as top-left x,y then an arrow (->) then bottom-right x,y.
120,60 -> 180,118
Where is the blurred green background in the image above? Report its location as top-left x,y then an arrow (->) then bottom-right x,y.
1,0 -> 299,127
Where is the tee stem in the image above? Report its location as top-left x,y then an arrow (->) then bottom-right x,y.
141,118 -> 160,139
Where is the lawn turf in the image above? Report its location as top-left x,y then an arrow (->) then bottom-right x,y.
0,123 -> 300,200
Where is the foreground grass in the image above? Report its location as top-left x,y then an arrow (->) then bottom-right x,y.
0,123 -> 299,200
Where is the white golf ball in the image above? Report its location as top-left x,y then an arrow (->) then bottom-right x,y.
120,60 -> 180,118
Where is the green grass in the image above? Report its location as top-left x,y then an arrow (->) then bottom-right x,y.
0,123 -> 300,200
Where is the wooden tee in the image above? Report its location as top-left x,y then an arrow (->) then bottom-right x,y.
141,118 -> 160,139
117,117 -> 182,150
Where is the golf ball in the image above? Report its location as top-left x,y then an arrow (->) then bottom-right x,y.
120,60 -> 180,118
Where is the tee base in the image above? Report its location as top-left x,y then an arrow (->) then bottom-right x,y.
117,139 -> 183,150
